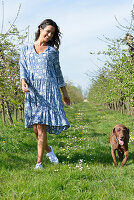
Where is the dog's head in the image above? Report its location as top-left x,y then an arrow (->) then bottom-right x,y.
112,124 -> 129,145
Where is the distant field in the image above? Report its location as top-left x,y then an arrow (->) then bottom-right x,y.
0,102 -> 134,200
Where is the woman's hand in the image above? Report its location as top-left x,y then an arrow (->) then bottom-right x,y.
21,78 -> 29,93
60,86 -> 70,106
63,94 -> 70,106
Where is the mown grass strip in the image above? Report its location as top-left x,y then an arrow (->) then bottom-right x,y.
0,102 -> 134,200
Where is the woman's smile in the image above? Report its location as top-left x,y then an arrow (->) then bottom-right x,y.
40,25 -> 55,43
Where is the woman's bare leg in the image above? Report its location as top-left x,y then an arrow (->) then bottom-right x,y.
33,124 -> 38,139
36,124 -> 51,163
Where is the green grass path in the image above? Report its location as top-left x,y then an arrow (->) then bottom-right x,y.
0,102 -> 134,200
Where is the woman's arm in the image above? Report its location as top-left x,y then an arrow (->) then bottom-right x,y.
21,78 -> 29,93
53,49 -> 70,105
19,45 -> 29,93
60,86 -> 70,105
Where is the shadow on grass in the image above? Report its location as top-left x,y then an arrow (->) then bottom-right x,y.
0,154 -> 30,170
88,130 -> 107,137
1,132 -> 133,170
58,147 -> 134,166
58,146 -> 113,165
1,144 -> 133,170
50,129 -> 107,145
0,142 -> 37,170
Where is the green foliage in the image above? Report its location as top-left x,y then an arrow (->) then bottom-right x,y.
88,9 -> 134,114
65,81 -> 84,104
0,24 -> 28,111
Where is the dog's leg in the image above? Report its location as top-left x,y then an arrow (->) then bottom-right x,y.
111,149 -> 117,167
121,150 -> 128,166
118,149 -> 124,160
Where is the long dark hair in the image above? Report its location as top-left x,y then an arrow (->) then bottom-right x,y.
35,19 -> 62,49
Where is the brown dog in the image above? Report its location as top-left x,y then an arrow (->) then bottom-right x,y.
110,124 -> 129,167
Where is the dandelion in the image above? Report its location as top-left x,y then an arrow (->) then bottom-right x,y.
2,141 -> 6,143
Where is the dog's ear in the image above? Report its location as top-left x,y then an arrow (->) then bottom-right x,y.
126,128 -> 129,134
125,128 -> 130,143
112,128 -> 115,134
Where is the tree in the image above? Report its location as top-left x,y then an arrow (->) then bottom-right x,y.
88,7 -> 134,115
0,2 -> 28,124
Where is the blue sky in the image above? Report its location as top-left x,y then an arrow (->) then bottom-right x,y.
1,0 -> 134,94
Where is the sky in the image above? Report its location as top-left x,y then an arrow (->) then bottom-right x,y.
1,0 -> 134,95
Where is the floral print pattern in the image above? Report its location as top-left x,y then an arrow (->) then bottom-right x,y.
19,44 -> 70,134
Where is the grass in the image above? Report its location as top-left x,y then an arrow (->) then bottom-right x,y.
0,102 -> 134,200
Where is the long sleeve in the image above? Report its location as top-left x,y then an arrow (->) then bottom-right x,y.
19,46 -> 28,83
53,50 -> 65,88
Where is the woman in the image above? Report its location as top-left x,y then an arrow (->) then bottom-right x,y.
19,19 -> 70,169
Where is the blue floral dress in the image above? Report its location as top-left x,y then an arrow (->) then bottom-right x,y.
19,44 -> 70,134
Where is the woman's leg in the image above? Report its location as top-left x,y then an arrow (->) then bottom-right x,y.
36,124 -> 51,163
33,124 -> 38,139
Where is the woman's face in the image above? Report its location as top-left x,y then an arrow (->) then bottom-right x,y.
39,25 -> 55,43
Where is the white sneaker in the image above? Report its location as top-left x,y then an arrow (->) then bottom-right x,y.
35,163 -> 43,169
46,146 -> 59,164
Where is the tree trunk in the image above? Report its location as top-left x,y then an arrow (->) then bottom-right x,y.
131,107 -> 134,116
112,102 -> 115,110
22,103 -> 24,119
127,98 -> 130,115
114,101 -> 117,112
14,108 -> 18,121
6,101 -> 13,125
117,101 -> 120,112
19,106 -> 23,122
1,99 -> 6,124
